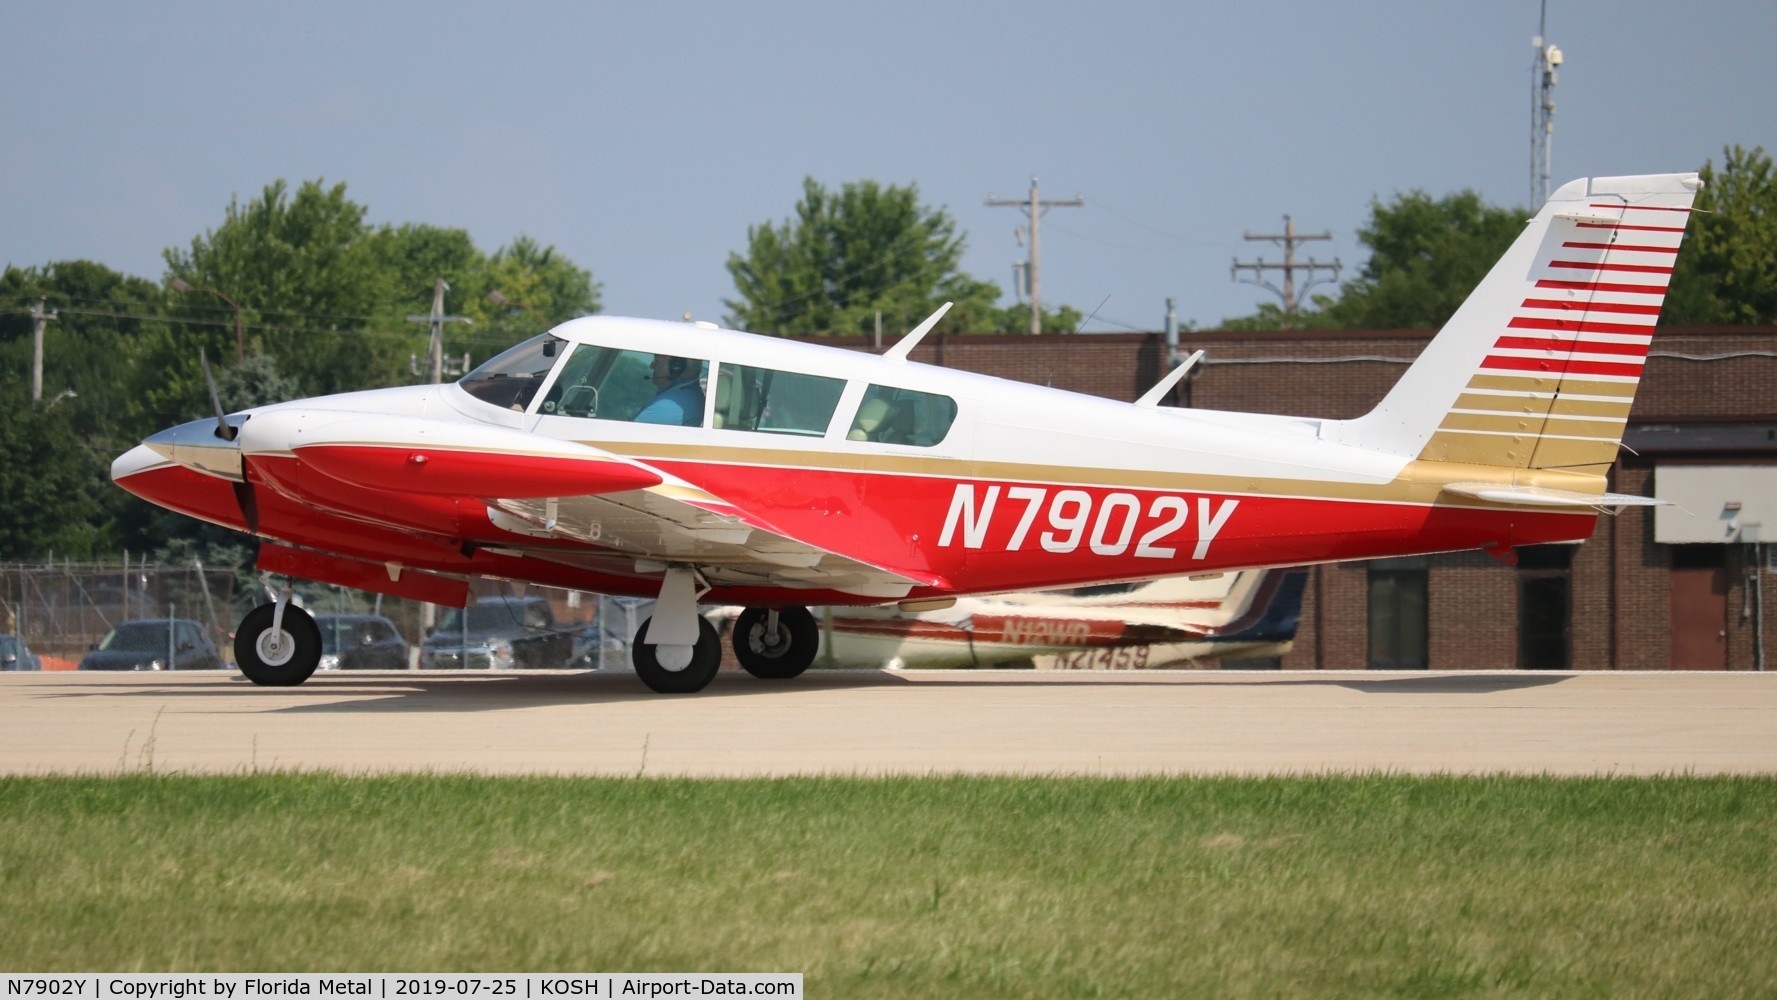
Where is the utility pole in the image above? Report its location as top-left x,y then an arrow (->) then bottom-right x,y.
29,298 -> 57,405
403,278 -> 472,668
405,278 -> 473,383
1230,216 -> 1341,328
1530,0 -> 1563,207
987,177 -> 1083,334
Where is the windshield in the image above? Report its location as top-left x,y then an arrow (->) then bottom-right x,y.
457,334 -> 566,411
537,345 -> 709,426
99,622 -> 168,653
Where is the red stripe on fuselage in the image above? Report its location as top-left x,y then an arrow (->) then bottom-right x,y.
119,457 -> 1604,605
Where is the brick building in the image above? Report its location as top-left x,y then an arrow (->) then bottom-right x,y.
813,325 -> 1777,671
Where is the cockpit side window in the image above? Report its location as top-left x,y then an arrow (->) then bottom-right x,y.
713,364 -> 846,436
537,345 -> 710,427
846,385 -> 958,447
457,334 -> 565,410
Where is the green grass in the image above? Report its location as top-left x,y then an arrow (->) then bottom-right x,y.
2,774 -> 1775,998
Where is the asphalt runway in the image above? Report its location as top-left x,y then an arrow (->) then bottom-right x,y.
2,669 -> 1773,777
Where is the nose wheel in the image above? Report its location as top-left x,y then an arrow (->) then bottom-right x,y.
733,606 -> 818,680
235,601 -> 322,686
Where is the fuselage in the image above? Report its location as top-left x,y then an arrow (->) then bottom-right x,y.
114,314 -> 1595,609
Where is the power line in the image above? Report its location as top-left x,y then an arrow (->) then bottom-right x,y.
1230,216 -> 1341,328
405,278 -> 473,383
987,177 -> 1084,334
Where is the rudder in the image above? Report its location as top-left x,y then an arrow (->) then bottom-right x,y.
1330,172 -> 1702,475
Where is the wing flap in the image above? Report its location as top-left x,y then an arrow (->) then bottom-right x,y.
489,472 -> 944,599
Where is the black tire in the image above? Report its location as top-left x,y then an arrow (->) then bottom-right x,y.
632,615 -> 722,694
234,602 -> 323,687
733,605 -> 818,680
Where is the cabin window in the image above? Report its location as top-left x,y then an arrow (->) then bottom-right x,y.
846,385 -> 958,447
457,334 -> 566,410
538,345 -> 709,427
711,364 -> 846,436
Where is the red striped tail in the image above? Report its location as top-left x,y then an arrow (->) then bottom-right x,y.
1331,173 -> 1702,475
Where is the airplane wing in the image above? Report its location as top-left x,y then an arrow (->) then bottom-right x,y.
486,470 -> 941,600
227,406 -> 938,602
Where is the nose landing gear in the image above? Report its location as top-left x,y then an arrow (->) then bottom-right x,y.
234,589 -> 322,686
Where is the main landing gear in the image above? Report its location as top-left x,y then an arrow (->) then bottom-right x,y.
235,589 -> 322,686
732,606 -> 819,680
629,605 -> 819,694
630,567 -> 822,694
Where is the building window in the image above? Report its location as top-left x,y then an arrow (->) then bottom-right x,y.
1517,544 -> 1573,670
1367,559 -> 1428,669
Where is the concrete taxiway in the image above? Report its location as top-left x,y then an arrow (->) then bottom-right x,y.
1,669 -> 1773,777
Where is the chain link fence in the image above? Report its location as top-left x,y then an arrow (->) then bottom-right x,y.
1,559 -> 648,671
1,559 -> 245,665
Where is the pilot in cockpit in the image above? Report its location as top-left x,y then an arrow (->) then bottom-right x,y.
636,355 -> 705,426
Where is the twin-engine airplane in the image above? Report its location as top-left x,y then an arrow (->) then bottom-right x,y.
115,172 -> 1700,693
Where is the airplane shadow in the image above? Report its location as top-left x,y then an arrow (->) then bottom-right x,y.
39,668 -> 1573,714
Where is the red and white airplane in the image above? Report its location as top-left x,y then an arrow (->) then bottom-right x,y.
114,172 -> 1700,693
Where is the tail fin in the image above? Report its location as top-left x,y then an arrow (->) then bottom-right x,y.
1330,172 -> 1702,474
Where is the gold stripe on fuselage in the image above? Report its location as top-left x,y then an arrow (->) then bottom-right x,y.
599,442 -> 1606,512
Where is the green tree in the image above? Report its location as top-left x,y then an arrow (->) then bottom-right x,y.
164,179 -> 393,396
1664,145 -> 1777,325
0,261 -> 182,558
1320,190 -> 1524,330
0,387 -> 119,558
1217,189 -> 1523,331
725,177 -> 1006,335
478,235 -> 603,347
165,180 -> 603,394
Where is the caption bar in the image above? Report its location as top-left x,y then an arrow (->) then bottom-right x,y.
4,977 -> 800,1000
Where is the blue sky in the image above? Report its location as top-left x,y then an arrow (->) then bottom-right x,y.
4,0 -> 1772,334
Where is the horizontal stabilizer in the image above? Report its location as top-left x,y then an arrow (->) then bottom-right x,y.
1441,482 -> 1667,508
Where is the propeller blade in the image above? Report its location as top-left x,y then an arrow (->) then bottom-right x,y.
201,349 -> 237,442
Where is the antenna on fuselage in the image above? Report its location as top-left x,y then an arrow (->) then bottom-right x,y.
1133,349 -> 1205,409
882,302 -> 953,363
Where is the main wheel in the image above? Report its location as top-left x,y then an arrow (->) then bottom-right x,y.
733,605 -> 818,680
632,615 -> 722,694
235,602 -> 323,687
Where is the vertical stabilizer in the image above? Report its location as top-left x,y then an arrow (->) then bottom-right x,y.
1328,172 -> 1701,474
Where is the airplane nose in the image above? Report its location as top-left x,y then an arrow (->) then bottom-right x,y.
142,416 -> 246,481
110,443 -> 167,484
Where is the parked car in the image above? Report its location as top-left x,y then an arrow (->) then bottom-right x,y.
80,619 -> 225,671
1,634 -> 41,671
420,596 -> 574,669
314,613 -> 409,670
